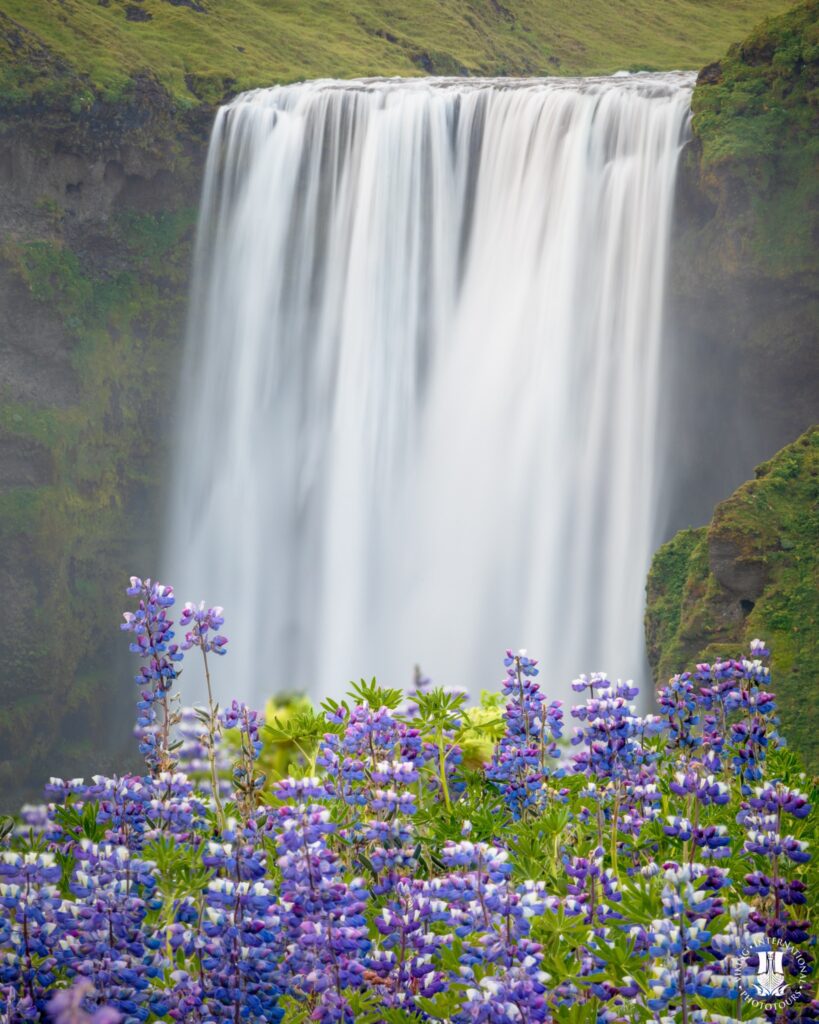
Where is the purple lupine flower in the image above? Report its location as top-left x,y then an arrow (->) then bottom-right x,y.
487,650 -> 564,818
47,981 -> 121,1024
180,601 -> 228,655
121,577 -> 183,774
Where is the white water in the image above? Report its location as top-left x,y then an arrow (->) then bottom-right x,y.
168,73 -> 694,704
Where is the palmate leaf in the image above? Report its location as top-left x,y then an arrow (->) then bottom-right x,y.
142,835 -> 213,902
263,706 -> 329,745
413,992 -> 464,1021
411,687 -> 468,730
552,1002 -> 619,1024
274,995 -> 312,1023
617,873 -> 664,925
55,849 -> 75,897
457,702 -> 506,742
345,677 -> 405,711
506,805 -> 580,882
52,801 -> 107,843
345,989 -> 425,1023
414,770 -> 508,844
531,907 -> 591,969
370,1010 -> 426,1024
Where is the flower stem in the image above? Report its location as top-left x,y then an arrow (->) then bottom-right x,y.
201,645 -> 226,832
438,728 -> 452,812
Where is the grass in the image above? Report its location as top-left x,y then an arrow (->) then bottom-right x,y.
0,0 -> 797,108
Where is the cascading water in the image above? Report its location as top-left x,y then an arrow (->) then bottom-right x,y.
168,73 -> 694,704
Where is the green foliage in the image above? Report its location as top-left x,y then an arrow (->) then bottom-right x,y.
412,687 -> 467,733
52,801 -> 108,844
255,694 -> 322,780
645,527 -> 704,673
114,208 -> 198,266
143,835 -> 214,909
414,769 -> 507,849
345,677 -> 405,713
456,693 -> 507,770
693,0 -> 818,164
646,427 -> 819,770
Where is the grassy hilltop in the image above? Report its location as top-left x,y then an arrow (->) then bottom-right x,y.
0,0 -> 796,108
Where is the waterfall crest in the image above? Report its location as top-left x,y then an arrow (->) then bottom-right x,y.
168,73 -> 694,703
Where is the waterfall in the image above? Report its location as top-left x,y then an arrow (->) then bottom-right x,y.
167,73 -> 694,704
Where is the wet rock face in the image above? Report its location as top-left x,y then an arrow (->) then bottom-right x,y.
0,127 -> 188,230
0,435 -> 54,488
0,95 -> 205,809
662,140 -> 819,543
0,264 -> 81,407
707,536 -> 767,601
697,61 -> 723,85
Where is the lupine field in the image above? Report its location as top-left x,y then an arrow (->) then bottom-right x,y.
0,578 -> 816,1024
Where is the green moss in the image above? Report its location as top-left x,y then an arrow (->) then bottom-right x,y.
645,527 -> 704,665
693,1 -> 818,164
0,398 -> 66,449
0,488 -> 47,539
646,427 -> 819,770
115,208 -> 197,267
6,240 -> 93,322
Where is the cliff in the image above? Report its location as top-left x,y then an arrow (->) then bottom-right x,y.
664,0 -> 818,526
646,2 -> 819,773
0,85 -> 207,799
646,427 -> 819,771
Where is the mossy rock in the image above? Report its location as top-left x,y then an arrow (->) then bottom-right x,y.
646,426 -> 819,771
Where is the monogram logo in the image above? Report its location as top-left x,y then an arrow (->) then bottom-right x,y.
733,938 -> 809,1010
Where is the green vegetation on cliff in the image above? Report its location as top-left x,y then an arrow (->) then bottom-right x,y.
0,180 -> 198,799
690,0 -> 818,279
668,0 -> 819,486
646,427 -> 819,771
0,0 -> 795,108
